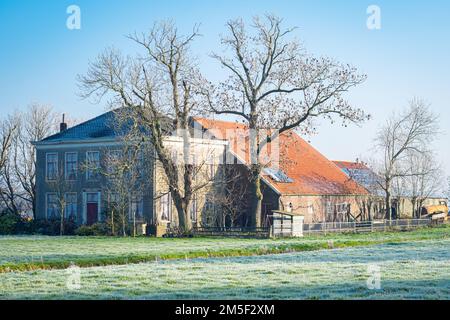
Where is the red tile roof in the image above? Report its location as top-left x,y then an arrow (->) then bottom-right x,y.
193,117 -> 368,196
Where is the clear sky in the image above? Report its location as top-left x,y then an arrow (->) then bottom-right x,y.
1,0 -> 449,175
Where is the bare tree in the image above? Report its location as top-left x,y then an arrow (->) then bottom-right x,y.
12,104 -> 58,219
206,14 -> 368,227
0,118 -> 17,172
374,98 -> 440,220
206,164 -> 250,228
45,162 -> 74,236
0,115 -> 20,215
447,176 -> 450,201
403,151 -> 444,218
79,21 -> 210,232
101,143 -> 146,237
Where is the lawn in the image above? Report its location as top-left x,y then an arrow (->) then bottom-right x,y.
0,225 -> 449,272
1,237 -> 449,299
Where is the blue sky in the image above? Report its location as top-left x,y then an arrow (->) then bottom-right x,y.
1,0 -> 449,174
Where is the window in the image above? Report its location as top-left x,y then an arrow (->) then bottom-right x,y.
46,153 -> 58,181
336,203 -> 349,216
65,193 -> 77,220
87,192 -> 99,203
46,193 -> 59,219
190,195 -> 197,222
109,192 -> 120,205
160,193 -> 172,221
203,198 -> 216,226
208,153 -> 215,180
130,193 -> 144,219
135,150 -> 144,170
326,201 -> 334,215
108,150 -> 122,176
65,152 -> 78,180
86,151 -> 100,180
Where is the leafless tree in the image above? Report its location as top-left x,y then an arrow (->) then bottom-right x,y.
79,21 -> 211,232
206,14 -> 369,227
206,164 -> 250,227
446,176 -> 450,201
374,98 -> 440,220
101,143 -> 146,237
0,115 -> 20,215
403,151 -> 444,218
45,163 -> 75,236
12,104 -> 58,219
0,118 -> 16,172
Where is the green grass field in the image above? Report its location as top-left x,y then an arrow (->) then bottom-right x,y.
0,226 -> 449,299
1,226 -> 449,272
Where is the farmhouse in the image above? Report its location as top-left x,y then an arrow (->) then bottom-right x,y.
36,110 -> 426,232
193,118 -> 370,224
33,110 -> 228,233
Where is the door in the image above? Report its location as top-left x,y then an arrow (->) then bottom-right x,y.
87,203 -> 98,225
86,192 -> 99,225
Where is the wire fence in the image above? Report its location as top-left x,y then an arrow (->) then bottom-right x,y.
192,219 -> 438,238
303,218 -> 433,235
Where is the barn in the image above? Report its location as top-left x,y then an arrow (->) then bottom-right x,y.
193,118 -> 369,225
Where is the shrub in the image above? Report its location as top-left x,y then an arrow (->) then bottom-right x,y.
0,212 -> 21,235
74,223 -> 109,236
14,218 -> 77,236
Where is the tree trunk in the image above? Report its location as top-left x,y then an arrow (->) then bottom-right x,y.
133,210 -> 136,237
411,198 -> 417,219
248,166 -> 263,228
111,209 -> 115,236
121,209 -> 126,237
171,191 -> 192,233
385,181 -> 392,221
32,197 -> 37,220
60,205 -> 65,236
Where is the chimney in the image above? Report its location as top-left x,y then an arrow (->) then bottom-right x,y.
60,114 -> 68,132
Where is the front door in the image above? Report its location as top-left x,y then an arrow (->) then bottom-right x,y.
86,193 -> 99,225
87,203 -> 98,225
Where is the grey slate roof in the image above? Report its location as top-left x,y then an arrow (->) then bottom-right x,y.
36,108 -> 174,145
40,110 -> 119,143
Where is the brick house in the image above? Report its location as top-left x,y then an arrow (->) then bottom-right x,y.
192,118 -> 370,224
33,110 -> 227,232
36,110 -> 415,230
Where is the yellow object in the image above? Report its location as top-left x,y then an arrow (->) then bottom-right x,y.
422,202 -> 448,221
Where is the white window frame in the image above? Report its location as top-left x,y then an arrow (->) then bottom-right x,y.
65,152 -> 78,181
46,192 -> 59,219
208,152 -> 215,180
64,192 -> 77,221
160,193 -> 172,222
108,149 -> 122,175
129,193 -> 144,220
86,151 -> 100,181
46,153 -> 58,181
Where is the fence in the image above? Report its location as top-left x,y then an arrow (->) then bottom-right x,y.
303,218 -> 433,235
192,226 -> 270,238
